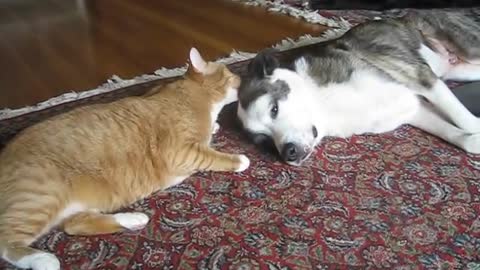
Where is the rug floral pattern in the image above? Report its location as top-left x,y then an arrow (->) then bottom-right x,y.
2,104 -> 479,269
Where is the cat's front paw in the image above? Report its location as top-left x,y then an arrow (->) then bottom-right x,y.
235,155 -> 250,172
114,212 -> 150,231
212,122 -> 220,134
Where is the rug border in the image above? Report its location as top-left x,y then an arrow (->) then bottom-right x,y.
0,29 -> 348,121
232,0 -> 352,28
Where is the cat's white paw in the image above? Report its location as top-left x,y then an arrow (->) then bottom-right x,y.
114,212 -> 150,230
212,122 -> 220,134
462,133 -> 480,154
235,155 -> 250,172
17,252 -> 60,270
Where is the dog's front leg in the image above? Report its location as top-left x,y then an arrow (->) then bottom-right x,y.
444,60 -> 480,82
408,100 -> 480,154
420,79 -> 480,133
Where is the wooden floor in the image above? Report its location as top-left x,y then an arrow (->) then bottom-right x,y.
0,0 -> 326,109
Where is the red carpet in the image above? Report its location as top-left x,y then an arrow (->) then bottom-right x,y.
2,103 -> 479,269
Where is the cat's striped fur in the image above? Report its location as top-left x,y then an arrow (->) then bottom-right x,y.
0,48 -> 249,270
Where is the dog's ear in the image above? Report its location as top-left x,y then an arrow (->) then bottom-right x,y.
247,49 -> 279,78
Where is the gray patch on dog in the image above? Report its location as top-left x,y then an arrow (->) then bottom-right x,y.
239,79 -> 290,109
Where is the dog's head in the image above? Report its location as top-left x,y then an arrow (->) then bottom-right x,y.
237,49 -> 320,166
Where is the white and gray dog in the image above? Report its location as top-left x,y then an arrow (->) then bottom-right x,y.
237,9 -> 480,166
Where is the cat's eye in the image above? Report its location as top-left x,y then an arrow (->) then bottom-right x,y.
270,103 -> 279,118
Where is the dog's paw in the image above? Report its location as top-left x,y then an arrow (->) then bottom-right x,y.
212,122 -> 220,134
235,155 -> 250,172
462,119 -> 480,134
461,133 -> 480,154
114,212 -> 150,230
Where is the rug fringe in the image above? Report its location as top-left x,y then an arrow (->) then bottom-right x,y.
232,0 -> 352,29
0,30 -> 346,120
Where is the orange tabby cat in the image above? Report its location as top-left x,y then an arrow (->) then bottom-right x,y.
0,48 -> 250,270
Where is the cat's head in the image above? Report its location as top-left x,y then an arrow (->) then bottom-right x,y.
186,48 -> 241,104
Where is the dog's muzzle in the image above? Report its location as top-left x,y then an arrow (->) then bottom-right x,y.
281,143 -> 309,165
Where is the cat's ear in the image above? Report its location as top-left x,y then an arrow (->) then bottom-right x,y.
247,48 -> 279,78
189,47 -> 209,74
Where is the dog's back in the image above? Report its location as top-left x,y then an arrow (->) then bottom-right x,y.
305,9 -> 480,91
406,9 -> 480,60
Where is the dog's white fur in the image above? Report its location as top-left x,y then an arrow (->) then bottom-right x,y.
238,43 -> 480,165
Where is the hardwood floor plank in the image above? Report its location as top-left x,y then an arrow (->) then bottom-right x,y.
0,0 -> 326,109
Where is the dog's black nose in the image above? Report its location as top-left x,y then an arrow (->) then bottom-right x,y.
281,143 -> 300,162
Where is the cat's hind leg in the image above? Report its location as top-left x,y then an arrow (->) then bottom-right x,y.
1,245 -> 60,270
0,170 -> 66,270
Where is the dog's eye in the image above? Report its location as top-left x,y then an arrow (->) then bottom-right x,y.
270,103 -> 279,118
